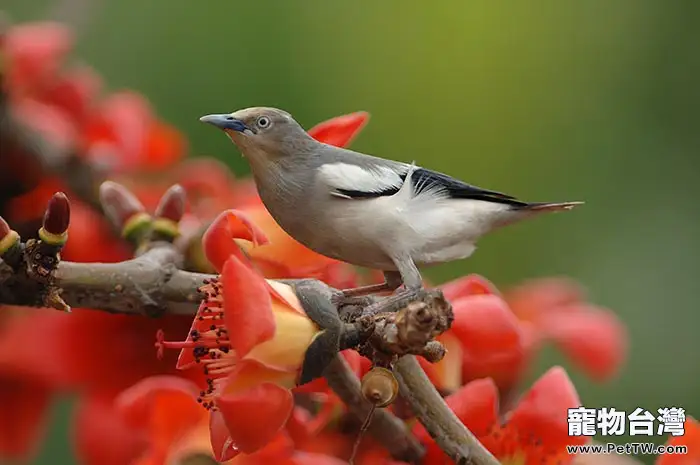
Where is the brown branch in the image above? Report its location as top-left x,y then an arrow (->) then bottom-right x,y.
323,355 -> 424,463
0,241 -> 428,462
394,356 -> 501,465
0,243 -> 206,316
0,243 -> 498,464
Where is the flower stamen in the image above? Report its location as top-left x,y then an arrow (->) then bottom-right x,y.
155,277 -> 236,410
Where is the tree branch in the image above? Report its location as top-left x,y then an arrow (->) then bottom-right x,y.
323,355 -> 424,463
394,356 -> 501,465
0,240 -> 498,464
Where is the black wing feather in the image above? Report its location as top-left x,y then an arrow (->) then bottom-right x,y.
335,167 -> 528,206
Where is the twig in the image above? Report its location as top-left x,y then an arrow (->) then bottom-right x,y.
324,356 -> 424,463
394,356 -> 501,465
0,244 -> 206,316
0,241 -> 426,462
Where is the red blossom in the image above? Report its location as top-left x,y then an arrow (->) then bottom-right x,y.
82,91 -> 185,172
308,111 -> 369,147
415,367 -> 586,464
439,274 -> 627,390
0,311 -> 67,460
3,22 -> 73,94
35,64 -> 102,124
505,278 -> 628,381
73,394 -> 147,465
656,417 -> 700,465
202,209 -> 270,272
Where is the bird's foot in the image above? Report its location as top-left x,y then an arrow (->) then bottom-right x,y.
340,281 -> 397,298
361,286 -> 427,317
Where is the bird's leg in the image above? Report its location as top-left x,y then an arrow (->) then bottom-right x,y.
389,256 -> 425,302
339,270 -> 403,299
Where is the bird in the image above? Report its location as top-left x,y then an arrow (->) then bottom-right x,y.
199,107 -> 582,297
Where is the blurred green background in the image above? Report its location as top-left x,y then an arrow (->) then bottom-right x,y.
5,1 -> 700,464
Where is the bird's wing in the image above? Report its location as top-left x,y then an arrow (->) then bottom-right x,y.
316,156 -> 409,199
317,157 -> 526,206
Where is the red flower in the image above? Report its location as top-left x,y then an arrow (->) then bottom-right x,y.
307,111 -> 369,147
3,22 -> 73,96
157,210 -> 327,460
420,275 -> 527,392
41,309 -> 192,398
437,274 -> 627,391
82,91 -> 186,172
72,394 -> 147,465
114,375 -> 349,465
505,278 -> 627,381
656,417 -> 700,465
414,366 -> 587,464
0,311 -> 66,461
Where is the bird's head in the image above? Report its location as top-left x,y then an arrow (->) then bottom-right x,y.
199,107 -> 313,162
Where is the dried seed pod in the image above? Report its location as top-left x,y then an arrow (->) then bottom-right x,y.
361,366 -> 399,408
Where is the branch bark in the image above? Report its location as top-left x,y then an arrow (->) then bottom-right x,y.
323,355 -> 424,463
0,242 -> 499,464
394,356 -> 501,465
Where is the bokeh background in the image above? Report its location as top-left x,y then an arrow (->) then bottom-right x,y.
5,1 -> 699,464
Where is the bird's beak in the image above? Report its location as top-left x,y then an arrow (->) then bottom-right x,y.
199,114 -> 253,135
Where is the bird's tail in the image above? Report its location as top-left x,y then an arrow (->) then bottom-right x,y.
495,200 -> 583,228
520,201 -> 584,212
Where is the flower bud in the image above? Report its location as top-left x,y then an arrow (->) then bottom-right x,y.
0,215 -> 20,256
38,192 -> 70,245
99,181 -> 151,240
152,184 -> 186,239
361,367 -> 399,408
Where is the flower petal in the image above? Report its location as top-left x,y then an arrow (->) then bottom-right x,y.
209,410 -> 239,462
203,210 -> 269,272
215,383 -> 294,454
656,417 -> 700,465
222,359 -> 297,396
543,305 -> 628,380
245,299 -> 320,372
414,377 -> 499,437
291,451 -> 349,465
143,121 -> 186,169
307,112 -> 369,148
221,256 -> 276,359
450,295 -> 526,387
115,376 -> 206,464
0,374 -> 52,460
441,274 -> 500,301
72,395 -> 147,465
115,375 -> 201,429
509,366 -> 585,449
505,277 -> 584,323
4,22 -> 73,91
234,203 -> 337,277
413,377 -> 499,463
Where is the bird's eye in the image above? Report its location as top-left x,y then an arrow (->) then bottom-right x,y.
256,116 -> 271,129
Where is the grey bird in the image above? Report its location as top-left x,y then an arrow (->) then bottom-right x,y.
199,107 -> 582,296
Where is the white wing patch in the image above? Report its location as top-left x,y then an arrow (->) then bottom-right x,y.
317,162 -> 405,198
